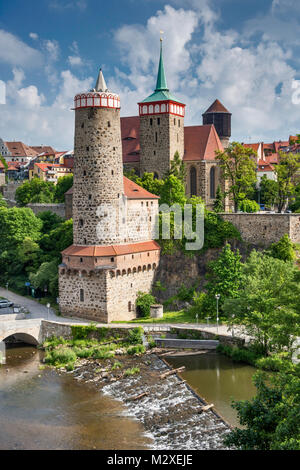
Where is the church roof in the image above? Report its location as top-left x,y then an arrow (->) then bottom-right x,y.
183,125 -> 224,161
141,40 -> 183,105
121,116 -> 140,163
203,99 -> 231,114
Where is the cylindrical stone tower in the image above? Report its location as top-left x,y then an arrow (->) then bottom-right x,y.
202,99 -> 231,149
73,70 -> 124,245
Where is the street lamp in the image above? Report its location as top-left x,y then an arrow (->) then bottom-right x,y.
46,303 -> 50,320
215,294 -> 220,333
6,281 -> 9,292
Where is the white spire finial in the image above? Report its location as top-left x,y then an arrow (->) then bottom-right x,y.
94,68 -> 108,92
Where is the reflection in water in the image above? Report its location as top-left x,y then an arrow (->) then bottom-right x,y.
167,352 -> 257,427
0,346 -> 152,450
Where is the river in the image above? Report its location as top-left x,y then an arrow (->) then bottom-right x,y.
0,346 -> 152,450
167,352 -> 257,427
0,346 -> 257,449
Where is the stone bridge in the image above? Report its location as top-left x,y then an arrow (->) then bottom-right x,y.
0,319 -> 42,345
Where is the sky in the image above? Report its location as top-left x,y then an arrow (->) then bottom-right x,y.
1,0 -> 300,150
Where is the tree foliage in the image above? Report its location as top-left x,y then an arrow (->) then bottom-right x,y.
15,178 -> 56,206
275,151 -> 300,213
224,369 -> 300,450
216,142 -> 257,212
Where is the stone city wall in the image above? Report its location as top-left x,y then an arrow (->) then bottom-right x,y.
27,203 -> 66,219
220,213 -> 300,245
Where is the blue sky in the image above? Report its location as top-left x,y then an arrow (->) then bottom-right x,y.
1,0 -> 300,149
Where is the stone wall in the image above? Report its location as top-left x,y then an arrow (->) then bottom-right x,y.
0,174 -> 5,187
59,265 -> 158,323
170,326 -> 245,348
221,213 -> 300,245
140,114 -> 184,178
27,203 -> 66,218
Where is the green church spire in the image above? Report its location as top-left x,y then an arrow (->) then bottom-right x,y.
155,39 -> 168,92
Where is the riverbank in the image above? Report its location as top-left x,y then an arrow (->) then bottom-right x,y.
65,350 -> 231,450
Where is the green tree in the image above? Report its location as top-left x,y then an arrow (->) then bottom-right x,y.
224,369 -> 300,450
29,259 -> 59,298
15,178 -> 56,206
216,142 -> 257,212
0,193 -> 7,207
205,244 -> 243,314
0,207 -> 42,251
16,237 -> 41,275
213,185 -> 224,212
275,152 -> 300,213
259,175 -> 278,208
168,151 -> 186,182
134,172 -> 164,196
269,234 -> 295,262
54,174 -> 73,203
224,251 -> 300,353
37,211 -> 64,234
238,198 -> 260,213
159,174 -> 186,206
39,219 -> 73,261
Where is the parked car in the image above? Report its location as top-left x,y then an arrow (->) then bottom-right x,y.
0,299 -> 14,309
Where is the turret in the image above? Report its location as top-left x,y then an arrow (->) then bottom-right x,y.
202,99 -> 231,149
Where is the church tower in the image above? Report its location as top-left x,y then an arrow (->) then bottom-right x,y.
59,70 -> 160,322
202,99 -> 231,149
139,39 -> 185,178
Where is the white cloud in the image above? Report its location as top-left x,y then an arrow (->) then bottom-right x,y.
0,30 -> 42,68
29,32 -> 38,40
44,39 -> 60,61
49,0 -> 87,11
0,69 -> 93,149
68,56 -> 83,66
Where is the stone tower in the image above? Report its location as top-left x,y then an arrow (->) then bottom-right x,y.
139,40 -> 185,178
59,70 -> 160,322
72,69 -> 124,246
202,99 -> 231,149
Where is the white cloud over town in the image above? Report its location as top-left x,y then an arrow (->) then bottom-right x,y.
1,1 -> 300,148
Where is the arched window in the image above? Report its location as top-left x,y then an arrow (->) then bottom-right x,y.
190,166 -> 197,196
210,167 -> 216,198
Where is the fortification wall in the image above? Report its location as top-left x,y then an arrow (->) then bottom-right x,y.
27,203 -> 66,219
220,213 -> 300,245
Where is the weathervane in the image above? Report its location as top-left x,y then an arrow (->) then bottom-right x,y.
160,30 -> 164,42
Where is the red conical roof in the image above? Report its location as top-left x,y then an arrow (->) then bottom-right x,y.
203,99 -> 231,114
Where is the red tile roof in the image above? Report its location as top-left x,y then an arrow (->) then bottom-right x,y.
66,176 -> 159,200
5,141 -> 39,158
30,145 -> 56,154
121,116 -> 140,163
35,163 -> 68,172
257,159 -> 274,172
62,240 -> 160,257
243,143 -> 260,152
183,125 -> 224,161
203,99 -> 231,114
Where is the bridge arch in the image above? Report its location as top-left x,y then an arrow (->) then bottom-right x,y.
1,332 -> 39,346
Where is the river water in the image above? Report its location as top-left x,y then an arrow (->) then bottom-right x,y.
0,347 -> 257,449
0,346 -> 152,450
167,352 -> 257,427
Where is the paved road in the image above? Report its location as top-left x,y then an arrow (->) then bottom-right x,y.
0,288 -> 87,324
0,288 -> 248,339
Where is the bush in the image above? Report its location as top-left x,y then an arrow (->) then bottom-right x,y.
71,323 -> 98,340
127,344 -> 146,355
238,199 -> 260,213
127,327 -> 144,344
45,347 -> 77,367
136,292 -> 156,318
124,367 -> 140,377
216,344 -> 261,366
269,234 -> 295,262
255,354 -> 294,372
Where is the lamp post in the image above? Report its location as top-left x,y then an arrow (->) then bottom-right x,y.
6,281 -> 9,292
215,294 -> 220,334
46,303 -> 50,320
